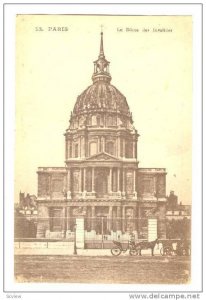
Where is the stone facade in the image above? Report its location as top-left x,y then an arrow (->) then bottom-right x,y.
36,32 -> 167,240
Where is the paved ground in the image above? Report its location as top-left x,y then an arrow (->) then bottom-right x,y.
14,255 -> 190,284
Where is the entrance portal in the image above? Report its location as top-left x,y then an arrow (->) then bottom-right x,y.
96,216 -> 107,234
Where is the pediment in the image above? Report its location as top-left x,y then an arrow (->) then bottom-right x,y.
86,152 -> 120,161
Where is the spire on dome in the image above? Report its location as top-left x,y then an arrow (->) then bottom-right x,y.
99,31 -> 105,58
92,31 -> 112,84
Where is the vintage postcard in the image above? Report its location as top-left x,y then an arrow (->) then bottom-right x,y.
2,3 -> 203,299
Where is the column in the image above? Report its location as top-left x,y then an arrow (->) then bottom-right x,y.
65,139 -> 68,160
67,169 -> 71,198
66,206 -> 71,231
98,137 -> 101,153
71,142 -> 73,158
122,206 -> 126,232
117,168 -> 120,192
79,168 -> 82,193
122,169 -> 126,196
102,136 -> 105,152
135,140 -> 137,159
63,175 -> 66,200
108,168 -> 112,193
133,140 -> 136,158
117,136 -> 121,157
62,207 -> 66,237
81,136 -> 85,158
133,169 -> 136,193
79,136 -> 82,157
108,206 -> 113,232
133,169 -> 137,198
83,168 -> 86,192
85,136 -> 88,157
68,140 -> 71,159
92,167 -> 95,193
123,139 -> 125,158
100,137 -> 103,152
117,206 -> 122,231
91,206 -> 96,231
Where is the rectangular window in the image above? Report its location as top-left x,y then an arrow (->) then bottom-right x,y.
90,142 -> 97,156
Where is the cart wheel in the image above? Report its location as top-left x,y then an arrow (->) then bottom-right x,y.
161,246 -> 172,256
129,249 -> 138,256
182,247 -> 191,256
111,247 -> 121,256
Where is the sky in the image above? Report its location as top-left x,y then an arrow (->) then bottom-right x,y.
15,15 -> 192,204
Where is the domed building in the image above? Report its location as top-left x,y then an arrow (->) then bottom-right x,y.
36,32 -> 167,246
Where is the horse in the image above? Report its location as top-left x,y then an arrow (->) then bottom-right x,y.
136,238 -> 159,256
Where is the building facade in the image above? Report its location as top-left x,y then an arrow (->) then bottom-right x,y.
36,32 -> 167,242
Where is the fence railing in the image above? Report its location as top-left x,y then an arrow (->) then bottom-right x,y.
14,215 -> 191,240
14,238 -> 190,251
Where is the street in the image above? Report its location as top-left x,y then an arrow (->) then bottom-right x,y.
14,255 -> 190,284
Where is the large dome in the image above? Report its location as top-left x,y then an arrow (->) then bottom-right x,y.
71,32 -> 131,118
73,82 -> 130,116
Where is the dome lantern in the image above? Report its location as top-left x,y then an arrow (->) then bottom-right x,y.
92,32 -> 112,84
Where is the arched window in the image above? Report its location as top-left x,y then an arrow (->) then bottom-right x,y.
92,115 -> 97,126
107,115 -> 113,126
106,141 -> 115,156
90,142 -> 97,156
74,144 -> 79,158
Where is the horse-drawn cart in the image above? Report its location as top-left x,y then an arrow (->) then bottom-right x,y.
111,238 -> 159,256
160,239 -> 191,256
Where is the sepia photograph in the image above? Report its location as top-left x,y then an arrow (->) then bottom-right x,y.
2,3 -> 203,298
14,14 -> 192,285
